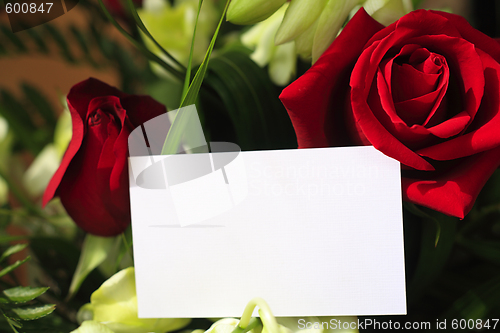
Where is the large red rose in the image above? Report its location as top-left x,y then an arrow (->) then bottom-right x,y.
43,78 -> 166,236
280,9 -> 500,218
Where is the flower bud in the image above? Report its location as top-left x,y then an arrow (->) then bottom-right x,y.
311,0 -> 363,62
241,4 -> 296,86
0,116 -> 10,206
227,0 -> 287,25
275,0 -> 329,45
76,267 -> 190,333
363,0 -> 413,26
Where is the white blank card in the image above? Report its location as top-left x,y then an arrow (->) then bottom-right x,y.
129,146 -> 406,318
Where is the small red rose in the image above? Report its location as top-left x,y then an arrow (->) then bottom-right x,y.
43,78 -> 166,236
280,9 -> 500,218
104,0 -> 143,18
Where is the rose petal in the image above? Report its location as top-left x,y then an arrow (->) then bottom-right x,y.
369,69 -> 438,150
121,95 -> 167,128
58,106 -> 128,236
280,9 -> 384,148
403,145 -> 500,218
43,78 -> 167,236
418,49 -> 500,160
351,39 -> 435,170
66,78 -> 127,120
404,35 -> 485,124
392,63 -> 441,103
42,99 -> 85,206
364,9 -> 463,50
435,11 -> 500,63
43,79 -> 128,207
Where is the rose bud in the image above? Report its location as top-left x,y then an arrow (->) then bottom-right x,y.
43,78 -> 166,236
103,0 -> 143,18
280,9 -> 500,218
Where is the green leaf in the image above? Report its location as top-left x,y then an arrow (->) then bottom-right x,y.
0,236 -> 26,245
12,305 -> 55,321
407,209 -> 457,304
67,234 -> 117,300
182,0 -> 203,99
161,0 -> 233,155
0,90 -> 36,130
7,317 -> 22,329
0,90 -> 40,154
21,84 -> 57,130
97,0 -> 184,80
456,238 -> 500,266
25,27 -> 49,54
475,169 -> 500,208
442,275 -> 500,321
203,49 -> 297,150
0,244 -> 28,263
29,237 -> 105,302
43,24 -> 76,63
0,25 -> 27,52
3,287 -> 49,304
404,202 -> 441,246
69,26 -> 98,67
125,0 -> 185,73
90,24 -> 114,60
0,256 -> 30,278
3,313 -> 22,333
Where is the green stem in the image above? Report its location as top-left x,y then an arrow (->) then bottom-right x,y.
237,298 -> 279,333
0,307 -> 20,333
125,0 -> 186,72
121,232 -> 133,260
97,0 -> 185,81
160,0 -> 232,156
231,317 -> 262,333
182,0 -> 204,99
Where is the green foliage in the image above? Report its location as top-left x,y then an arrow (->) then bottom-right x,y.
0,244 -> 55,333
412,0 -> 425,9
11,305 -> 55,321
204,48 -> 296,150
0,86 -> 54,155
67,234 -> 118,300
161,0 -> 232,155
0,6 -> 149,93
4,287 -> 50,304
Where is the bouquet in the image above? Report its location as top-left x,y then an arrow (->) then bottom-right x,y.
0,0 -> 499,331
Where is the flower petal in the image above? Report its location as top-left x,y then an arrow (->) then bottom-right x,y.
403,145 -> 500,218
275,0 -> 328,45
227,0 -> 286,25
418,49 -> 500,160
312,0 -> 362,63
280,8 -> 384,148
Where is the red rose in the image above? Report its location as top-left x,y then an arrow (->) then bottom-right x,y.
43,78 -> 166,236
104,0 -> 143,18
280,9 -> 500,218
